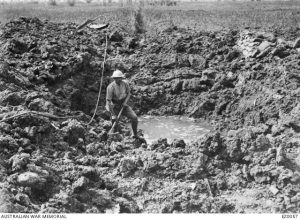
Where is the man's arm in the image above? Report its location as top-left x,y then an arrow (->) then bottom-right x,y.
122,81 -> 131,106
106,85 -> 116,117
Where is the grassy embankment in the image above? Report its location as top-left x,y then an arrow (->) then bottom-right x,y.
0,1 -> 299,32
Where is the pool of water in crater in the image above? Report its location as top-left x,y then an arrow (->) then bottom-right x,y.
138,115 -> 212,144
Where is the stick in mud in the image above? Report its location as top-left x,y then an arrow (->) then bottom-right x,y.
205,178 -> 214,197
0,111 -> 81,123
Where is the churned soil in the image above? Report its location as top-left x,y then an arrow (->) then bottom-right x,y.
0,17 -> 299,213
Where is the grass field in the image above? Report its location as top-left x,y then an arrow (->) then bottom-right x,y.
0,1 -> 299,32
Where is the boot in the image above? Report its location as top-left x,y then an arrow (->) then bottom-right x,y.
131,120 -> 144,141
131,119 -> 138,137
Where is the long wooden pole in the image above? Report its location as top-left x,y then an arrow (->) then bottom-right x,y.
108,95 -> 130,134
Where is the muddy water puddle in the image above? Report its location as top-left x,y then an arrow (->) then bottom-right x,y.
139,115 -> 212,144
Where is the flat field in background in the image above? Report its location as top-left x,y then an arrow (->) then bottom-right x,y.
0,1 -> 300,32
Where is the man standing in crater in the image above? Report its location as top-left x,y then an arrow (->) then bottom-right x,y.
106,69 -> 141,139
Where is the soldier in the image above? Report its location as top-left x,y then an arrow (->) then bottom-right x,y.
106,70 -> 140,139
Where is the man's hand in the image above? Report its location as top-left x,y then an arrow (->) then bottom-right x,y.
108,102 -> 114,110
106,101 -> 117,116
122,94 -> 130,107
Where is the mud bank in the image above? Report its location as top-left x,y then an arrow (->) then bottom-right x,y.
0,17 -> 299,213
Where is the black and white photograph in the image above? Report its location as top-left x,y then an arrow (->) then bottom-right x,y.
0,0 -> 299,217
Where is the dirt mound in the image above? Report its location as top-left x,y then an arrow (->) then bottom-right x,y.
0,17 -> 299,213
